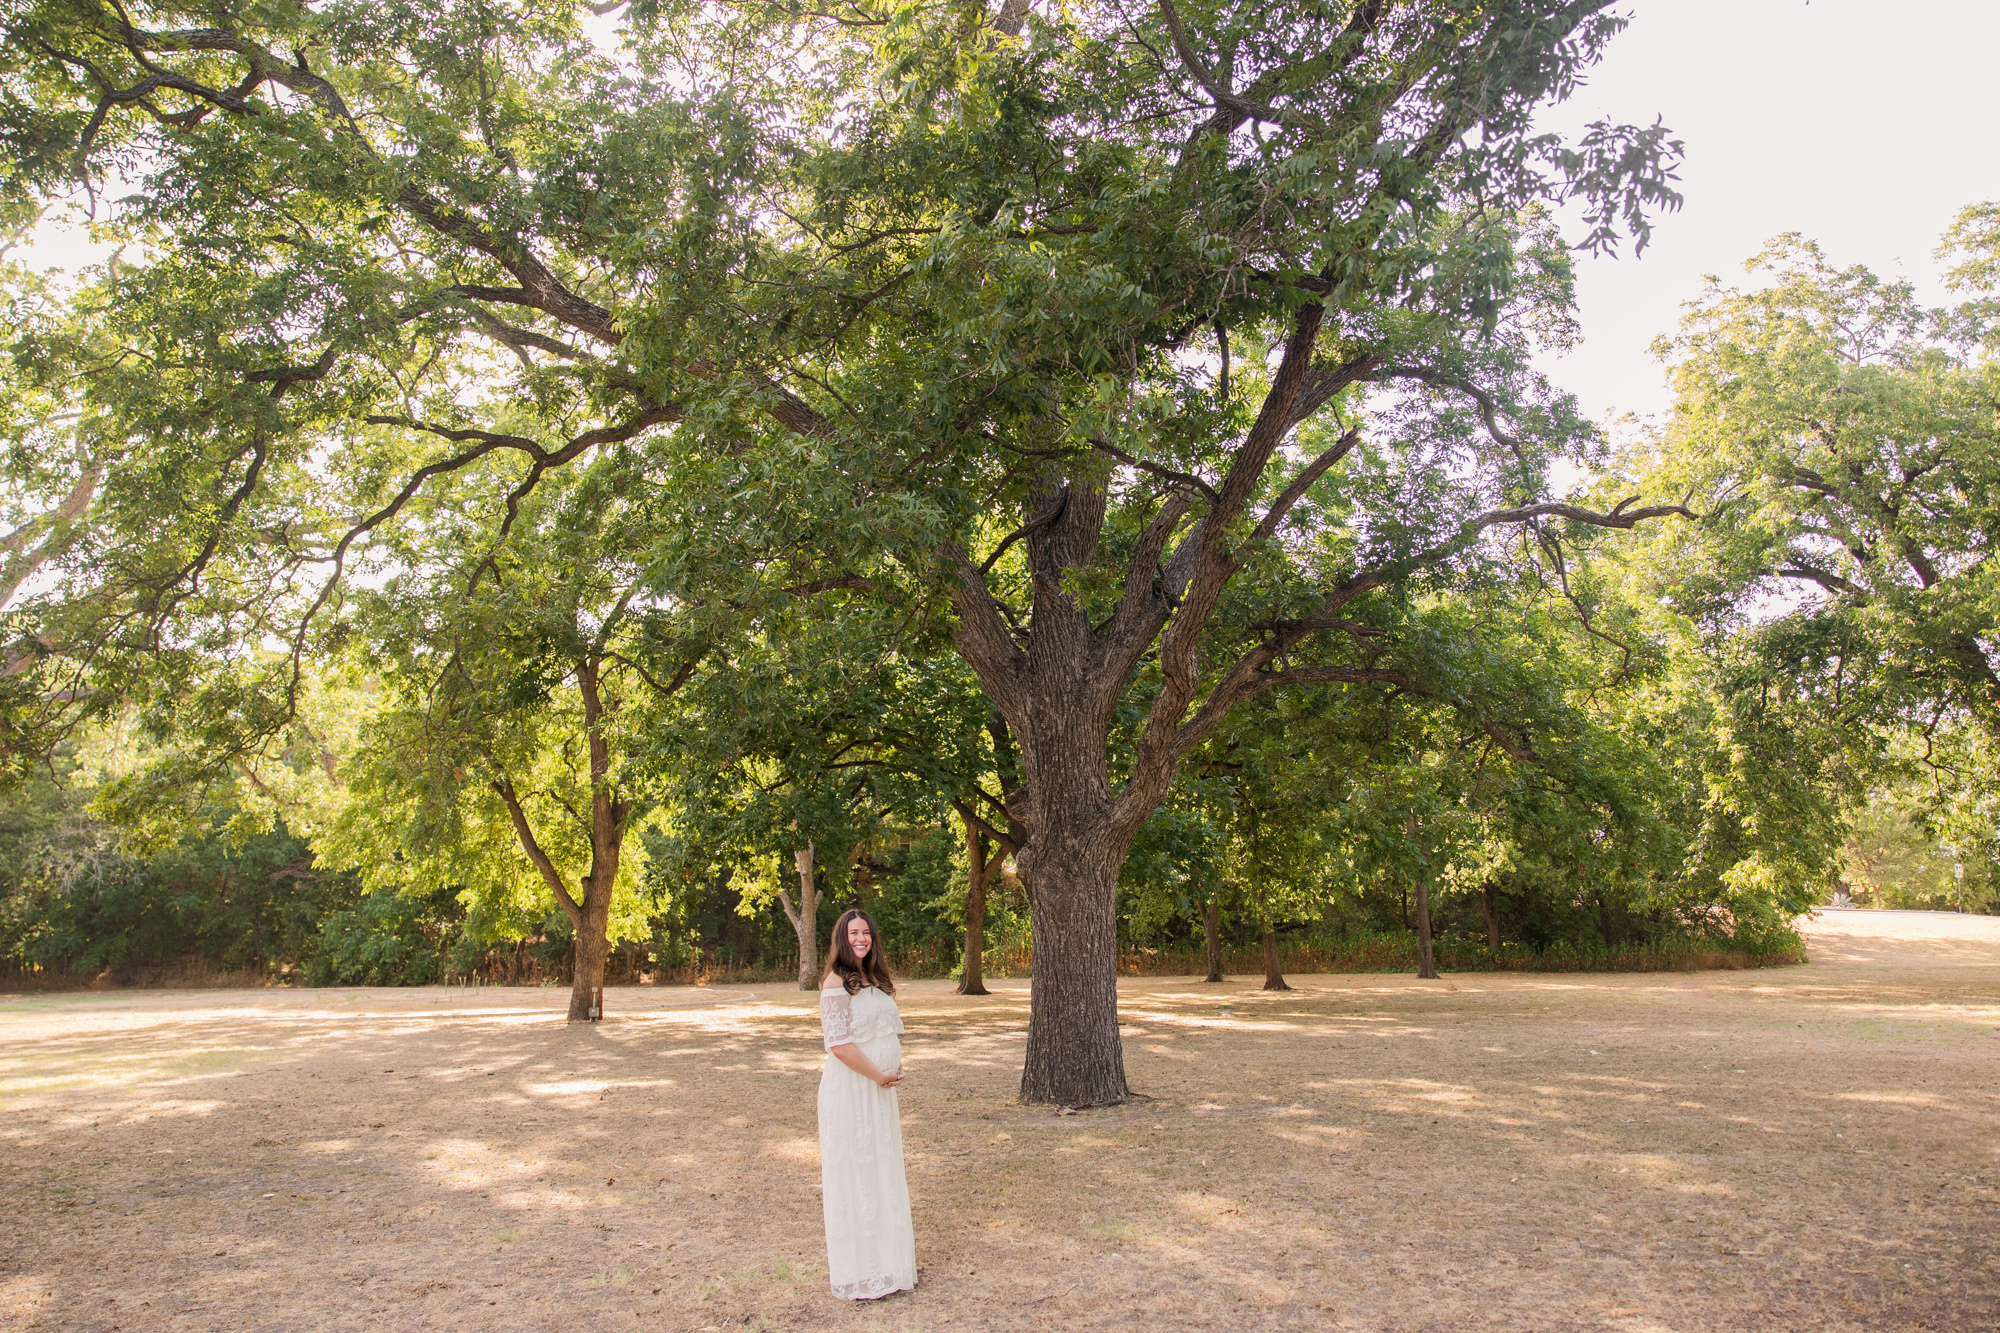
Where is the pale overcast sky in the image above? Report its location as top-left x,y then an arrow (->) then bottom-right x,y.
1536,0 -> 2000,424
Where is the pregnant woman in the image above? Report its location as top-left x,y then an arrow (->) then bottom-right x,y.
816,908 -> 917,1300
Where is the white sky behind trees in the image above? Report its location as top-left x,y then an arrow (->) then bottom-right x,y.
1535,0 -> 2000,425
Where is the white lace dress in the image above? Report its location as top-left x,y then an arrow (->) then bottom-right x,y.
817,982 -> 916,1300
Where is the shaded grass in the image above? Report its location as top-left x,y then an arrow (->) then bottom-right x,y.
1113,929 -> 1807,977
651,927 -> 1804,987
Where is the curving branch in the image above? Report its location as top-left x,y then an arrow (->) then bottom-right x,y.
0,465 -> 101,614
1252,425 -> 1359,542
493,775 -> 584,921
978,487 -> 1070,575
1177,1 -> 1387,155
1775,563 -> 1867,602
1156,0 -> 1320,129
281,403 -> 682,694
1477,719 -> 1540,764
66,15 -> 837,438
1378,365 -> 1531,467
1531,520 -> 1635,684
1285,352 -> 1381,431
1088,438 -> 1218,504
1175,660 -> 1543,767
950,797 -> 1019,859
944,540 -> 1030,709
1408,499 -> 1700,570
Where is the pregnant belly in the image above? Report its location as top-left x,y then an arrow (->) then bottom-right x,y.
825,1033 -> 902,1080
859,1033 -> 901,1068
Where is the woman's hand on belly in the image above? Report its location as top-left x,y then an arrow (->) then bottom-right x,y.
830,1041 -> 904,1088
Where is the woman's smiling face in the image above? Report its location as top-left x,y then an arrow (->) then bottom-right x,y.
846,916 -> 873,960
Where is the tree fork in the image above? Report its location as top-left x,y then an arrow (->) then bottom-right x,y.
777,843 -> 822,991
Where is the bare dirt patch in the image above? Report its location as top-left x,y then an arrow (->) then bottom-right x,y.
3,910 -> 1997,1332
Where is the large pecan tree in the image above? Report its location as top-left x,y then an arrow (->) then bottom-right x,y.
3,0 -> 1686,1102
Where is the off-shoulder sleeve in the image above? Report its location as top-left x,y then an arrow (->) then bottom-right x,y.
819,987 -> 855,1049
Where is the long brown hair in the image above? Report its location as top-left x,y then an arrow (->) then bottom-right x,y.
821,908 -> 895,995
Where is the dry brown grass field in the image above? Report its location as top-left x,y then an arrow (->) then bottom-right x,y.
3,909 -> 1997,1333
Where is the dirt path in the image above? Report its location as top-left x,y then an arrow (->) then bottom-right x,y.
3,910 -> 1997,1332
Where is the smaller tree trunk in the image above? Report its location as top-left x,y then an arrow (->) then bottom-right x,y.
1400,883 -> 1410,931
849,840 -> 874,905
958,816 -> 992,996
1202,896 -> 1224,983
1260,916 -> 1291,991
1482,881 -> 1502,954
491,739 -> 626,1023
777,843 -> 821,991
567,901 -> 610,1020
1413,877 -> 1438,980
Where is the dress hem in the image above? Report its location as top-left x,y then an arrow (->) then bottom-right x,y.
830,1274 -> 917,1301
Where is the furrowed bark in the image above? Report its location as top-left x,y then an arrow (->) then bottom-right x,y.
1016,829 -> 1128,1105
1009,710 -> 1133,1104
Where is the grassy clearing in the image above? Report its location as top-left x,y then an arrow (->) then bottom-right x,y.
1,910 -> 1994,1333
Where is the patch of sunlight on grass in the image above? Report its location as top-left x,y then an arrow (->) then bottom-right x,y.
763,1136 -> 819,1162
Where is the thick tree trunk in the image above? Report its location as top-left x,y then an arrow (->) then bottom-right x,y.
1482,881 -> 1501,954
1018,847 -> 1127,1106
1202,896 -> 1224,983
1413,877 -> 1438,980
1260,915 -> 1291,991
958,814 -> 993,996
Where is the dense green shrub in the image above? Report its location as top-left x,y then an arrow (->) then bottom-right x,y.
0,769 -> 366,982
299,884 -> 464,986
